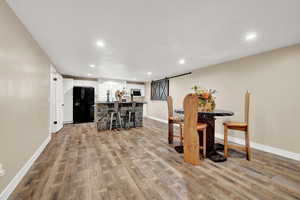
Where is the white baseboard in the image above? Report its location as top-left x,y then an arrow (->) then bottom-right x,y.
0,135 -> 51,200
146,115 -> 168,124
146,115 -> 300,162
63,121 -> 73,125
145,115 -> 180,127
215,133 -> 300,161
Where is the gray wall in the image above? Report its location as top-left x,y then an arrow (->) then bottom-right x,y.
145,44 -> 300,154
0,0 -> 53,193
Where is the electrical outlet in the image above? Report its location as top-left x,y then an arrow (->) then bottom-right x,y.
0,164 -> 5,176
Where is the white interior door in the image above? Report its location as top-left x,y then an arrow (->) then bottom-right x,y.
50,66 -> 64,133
55,74 -> 64,131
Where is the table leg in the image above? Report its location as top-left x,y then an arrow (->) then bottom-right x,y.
199,114 -> 215,152
168,119 -> 173,144
199,114 -> 227,162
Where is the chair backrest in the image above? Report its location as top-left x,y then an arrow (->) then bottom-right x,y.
167,96 -> 174,118
183,93 -> 200,165
244,91 -> 251,124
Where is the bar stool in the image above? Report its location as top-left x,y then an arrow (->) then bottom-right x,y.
109,102 -> 122,131
127,102 -> 136,128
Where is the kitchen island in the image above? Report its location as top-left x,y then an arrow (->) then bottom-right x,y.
95,101 -> 146,131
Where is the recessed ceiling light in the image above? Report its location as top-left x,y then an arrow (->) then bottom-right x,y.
89,64 -> 95,68
96,40 -> 105,48
87,73 -> 92,76
245,32 -> 257,41
179,59 -> 186,65
147,72 -> 152,76
133,78 -> 137,81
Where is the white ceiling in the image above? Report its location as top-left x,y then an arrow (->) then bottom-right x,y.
7,0 -> 300,81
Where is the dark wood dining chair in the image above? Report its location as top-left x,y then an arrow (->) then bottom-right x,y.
223,91 -> 251,160
183,94 -> 207,165
167,96 -> 184,145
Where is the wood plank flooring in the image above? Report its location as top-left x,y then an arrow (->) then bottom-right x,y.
9,118 -> 300,200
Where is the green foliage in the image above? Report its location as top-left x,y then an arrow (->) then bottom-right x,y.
192,85 -> 217,111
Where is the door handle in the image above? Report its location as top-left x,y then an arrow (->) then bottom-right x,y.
75,102 -> 80,106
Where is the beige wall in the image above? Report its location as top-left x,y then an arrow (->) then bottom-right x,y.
0,0 -> 53,193
145,44 -> 300,154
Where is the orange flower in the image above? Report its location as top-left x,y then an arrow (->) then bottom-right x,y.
202,93 -> 210,99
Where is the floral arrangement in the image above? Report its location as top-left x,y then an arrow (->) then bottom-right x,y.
115,90 -> 126,101
192,85 -> 217,112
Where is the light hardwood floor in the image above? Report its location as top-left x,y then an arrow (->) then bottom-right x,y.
9,118 -> 300,200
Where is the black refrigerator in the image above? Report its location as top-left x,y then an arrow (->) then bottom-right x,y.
73,87 -> 95,123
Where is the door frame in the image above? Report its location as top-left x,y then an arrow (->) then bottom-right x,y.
49,65 -> 64,133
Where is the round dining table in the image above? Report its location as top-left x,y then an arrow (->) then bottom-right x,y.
174,109 -> 234,162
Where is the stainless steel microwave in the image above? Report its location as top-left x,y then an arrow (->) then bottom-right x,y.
131,89 -> 141,96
